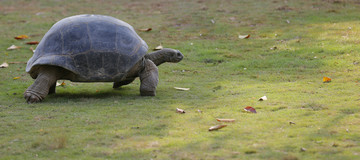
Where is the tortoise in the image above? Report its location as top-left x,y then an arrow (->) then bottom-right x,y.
24,14 -> 184,103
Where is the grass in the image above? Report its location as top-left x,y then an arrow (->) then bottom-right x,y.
1,0 -> 360,159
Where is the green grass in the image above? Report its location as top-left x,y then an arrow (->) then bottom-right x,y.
1,0 -> 360,159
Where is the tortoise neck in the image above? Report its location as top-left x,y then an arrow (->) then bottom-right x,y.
144,50 -> 169,66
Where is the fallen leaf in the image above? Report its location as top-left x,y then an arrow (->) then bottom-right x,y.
209,125 -> 227,131
7,45 -> 21,50
244,106 -> 257,113
259,96 -> 267,101
26,41 -> 39,45
138,28 -> 152,32
176,108 -> 185,113
9,62 -> 26,64
14,35 -> 29,39
216,118 -> 235,122
29,47 -> 35,53
174,87 -> 190,91
289,121 -> 296,125
323,77 -> 331,83
13,77 -> 20,80
56,81 -> 66,87
238,34 -> 250,39
0,62 -> 9,68
154,45 -> 163,50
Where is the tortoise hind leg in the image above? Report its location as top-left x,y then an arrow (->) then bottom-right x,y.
139,59 -> 158,96
113,78 -> 136,89
24,66 -> 63,103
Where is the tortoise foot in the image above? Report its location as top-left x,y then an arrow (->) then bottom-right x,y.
140,90 -> 156,96
24,91 -> 43,104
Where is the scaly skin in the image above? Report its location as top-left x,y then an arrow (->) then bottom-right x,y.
139,59 -> 159,96
24,66 -> 64,103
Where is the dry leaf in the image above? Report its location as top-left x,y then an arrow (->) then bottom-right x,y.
154,45 -> 163,50
259,96 -> 267,101
289,121 -> 296,125
300,148 -> 307,152
244,106 -> 257,113
216,118 -> 235,122
176,108 -> 185,113
29,47 -> 35,53
13,77 -> 20,80
56,81 -> 66,87
9,62 -> 26,64
14,35 -> 29,39
174,87 -> 190,91
209,125 -> 227,131
138,28 -> 152,32
0,62 -> 9,68
323,77 -> 331,83
238,34 -> 250,39
26,41 -> 39,45
7,45 -> 21,50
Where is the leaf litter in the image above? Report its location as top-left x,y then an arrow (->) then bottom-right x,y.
209,125 -> 227,131
0,62 -> 9,68
174,87 -> 190,91
244,106 -> 257,113
7,45 -> 21,50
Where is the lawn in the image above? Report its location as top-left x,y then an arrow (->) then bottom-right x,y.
0,0 -> 359,159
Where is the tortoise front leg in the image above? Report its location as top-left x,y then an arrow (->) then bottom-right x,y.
24,66 -> 62,103
139,59 -> 158,96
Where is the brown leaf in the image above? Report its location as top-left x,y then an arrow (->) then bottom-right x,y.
26,41 -> 39,45
323,77 -> 331,83
238,34 -> 250,39
289,121 -> 296,125
216,118 -> 235,122
14,35 -> 29,40
176,108 -> 185,113
138,28 -> 152,32
244,106 -> 257,113
209,125 -> 227,131
9,62 -> 27,64
7,45 -> 21,50
0,62 -> 9,68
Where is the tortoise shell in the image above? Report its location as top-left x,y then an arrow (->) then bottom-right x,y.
26,14 -> 148,82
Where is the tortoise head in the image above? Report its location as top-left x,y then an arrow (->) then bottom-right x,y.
146,48 -> 184,66
164,48 -> 184,63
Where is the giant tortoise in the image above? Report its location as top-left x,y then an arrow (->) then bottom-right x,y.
24,14 -> 184,103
